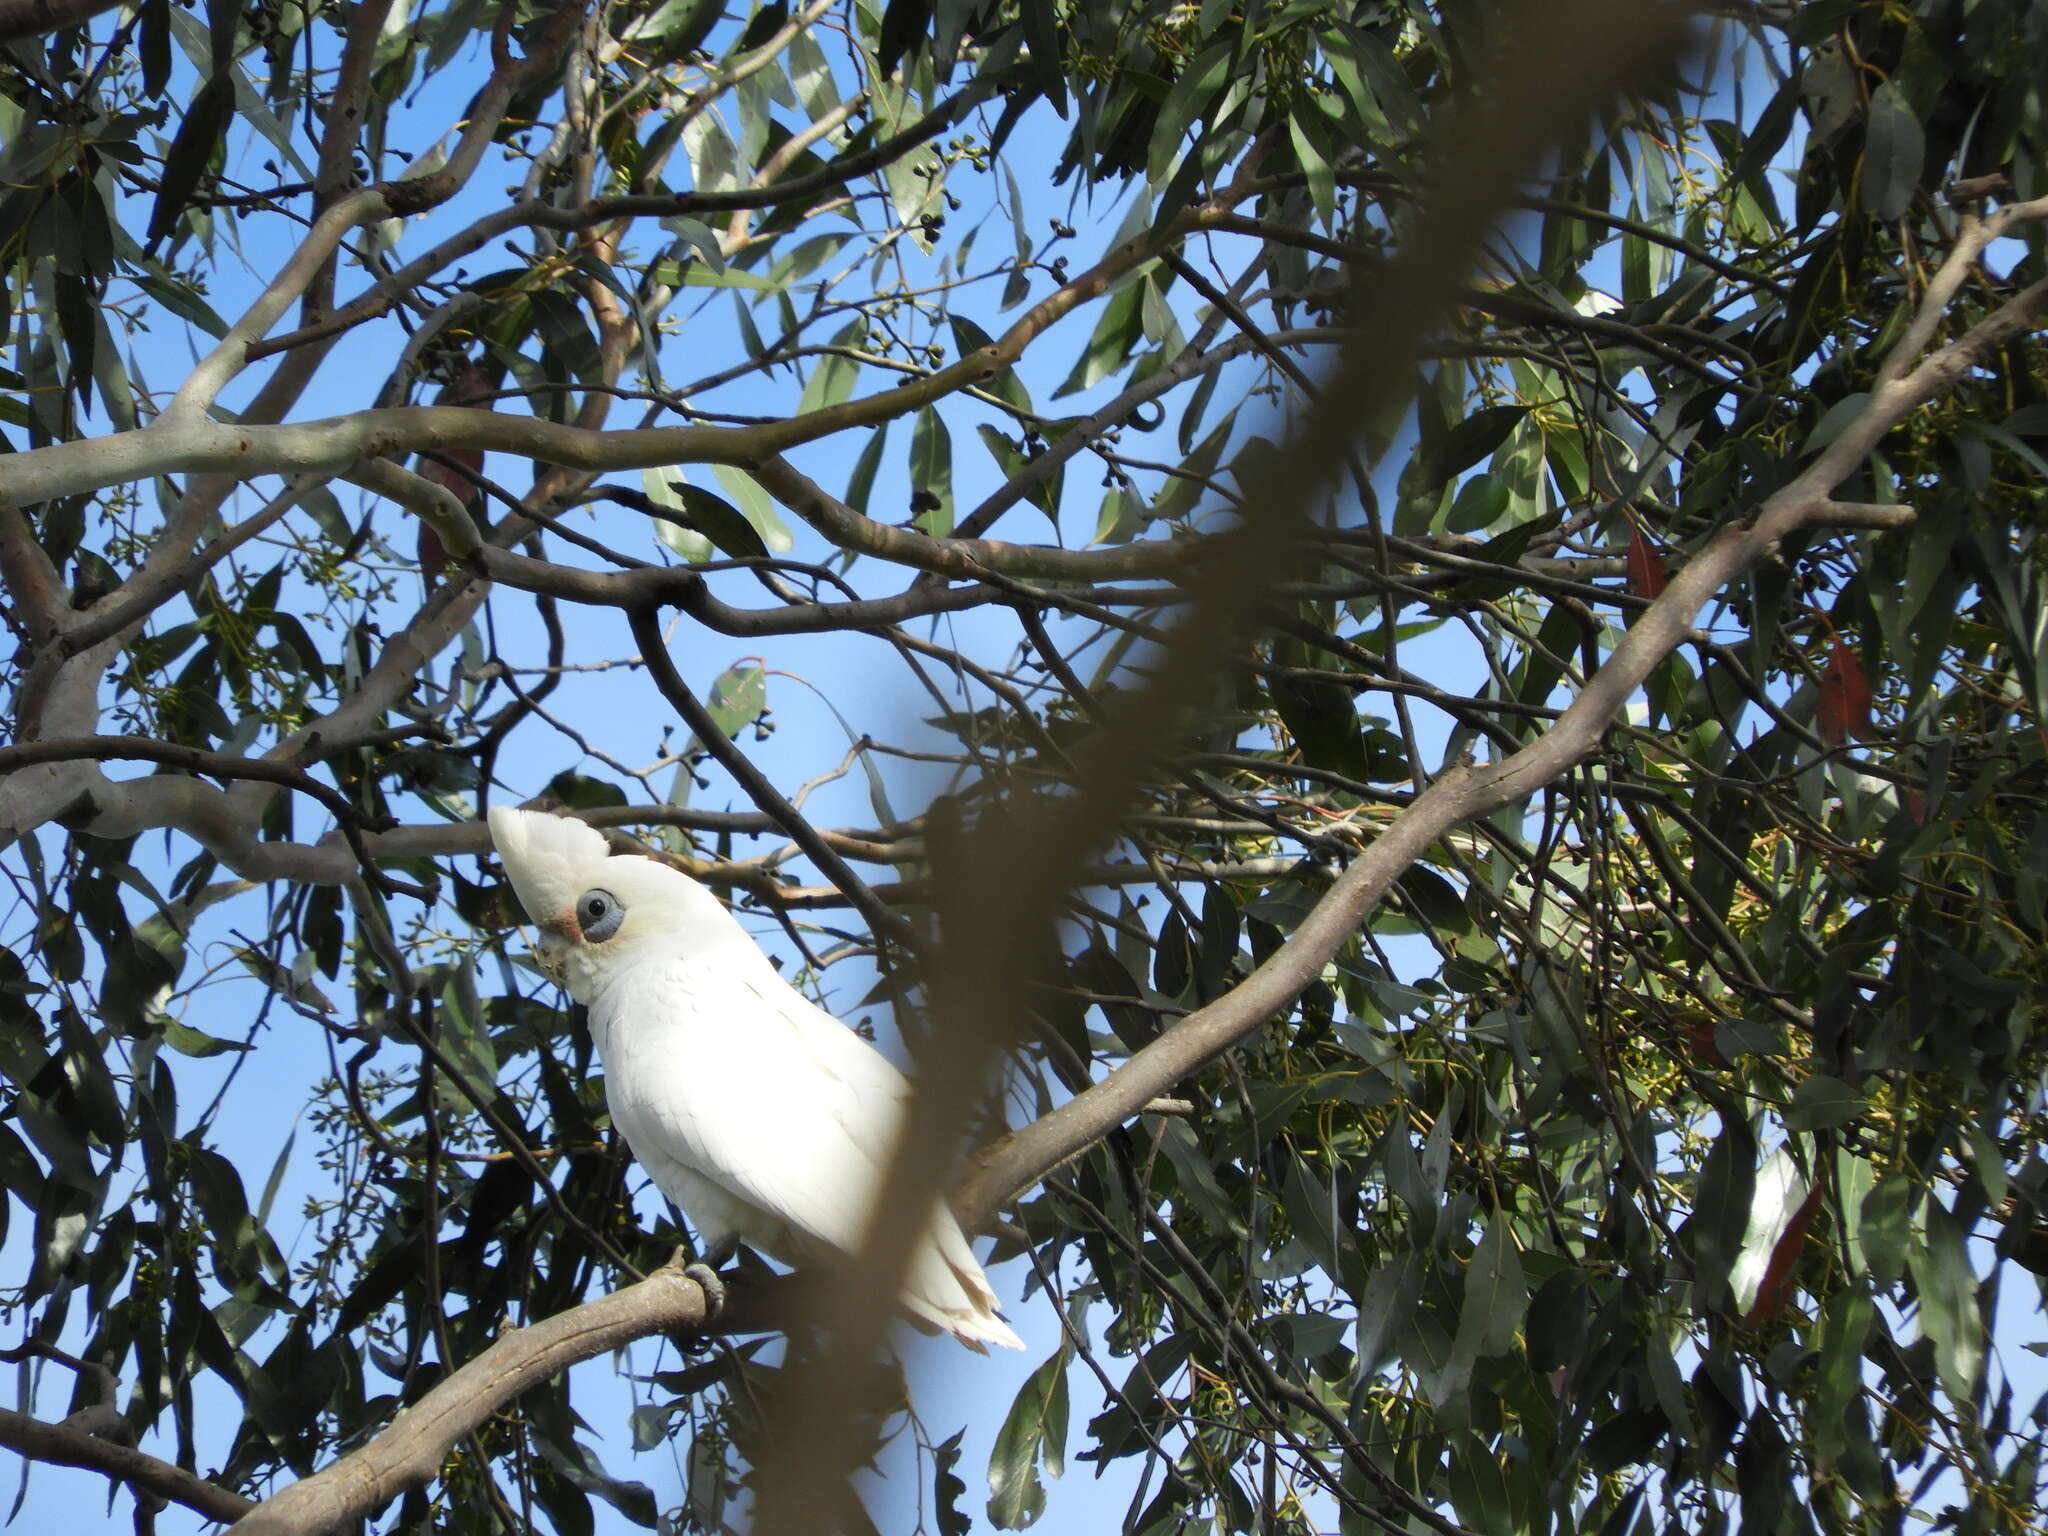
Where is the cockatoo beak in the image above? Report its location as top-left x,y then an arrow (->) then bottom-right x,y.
533,927 -> 572,987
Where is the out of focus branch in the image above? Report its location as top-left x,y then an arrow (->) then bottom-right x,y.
0,0 -> 122,41
743,10 -> 1701,1536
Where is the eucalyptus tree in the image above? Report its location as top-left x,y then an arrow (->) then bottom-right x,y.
0,0 -> 2044,1533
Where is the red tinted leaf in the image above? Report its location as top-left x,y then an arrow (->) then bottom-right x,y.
419,449 -> 484,503
1684,1016 -> 1728,1069
418,359 -> 492,512
1742,1182 -> 1824,1327
415,449 -> 482,585
417,523 -> 447,584
1627,528 -> 1668,600
1817,639 -> 1872,745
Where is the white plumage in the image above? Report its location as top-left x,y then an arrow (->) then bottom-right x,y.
488,805 -> 1022,1351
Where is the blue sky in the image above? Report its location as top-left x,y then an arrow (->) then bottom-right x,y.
10,8 -> 2039,1534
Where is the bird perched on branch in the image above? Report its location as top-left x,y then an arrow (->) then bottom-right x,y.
488,806 -> 1023,1351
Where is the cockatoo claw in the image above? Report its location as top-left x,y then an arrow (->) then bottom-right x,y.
682,1262 -> 726,1321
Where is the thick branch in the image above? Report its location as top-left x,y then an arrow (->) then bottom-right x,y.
0,1405 -> 253,1523
227,1262 -> 715,1536
471,544 -> 1001,628
0,737 -> 379,834
747,11 -> 1701,1536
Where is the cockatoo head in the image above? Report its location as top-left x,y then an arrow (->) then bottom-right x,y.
488,806 -> 744,1003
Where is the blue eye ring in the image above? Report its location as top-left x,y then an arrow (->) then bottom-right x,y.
578,888 -> 625,942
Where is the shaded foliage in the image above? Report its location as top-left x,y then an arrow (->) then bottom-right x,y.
0,0 -> 2043,1534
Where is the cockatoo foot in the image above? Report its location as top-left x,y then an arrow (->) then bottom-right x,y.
682,1262 -> 726,1321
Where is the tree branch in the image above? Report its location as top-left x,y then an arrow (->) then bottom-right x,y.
625,605 -> 916,949
0,192 -> 1258,516
242,73 -> 1006,363
0,0 -> 121,41
0,1405 -> 254,1523
226,1261 -> 716,1536
956,770 -> 1470,1223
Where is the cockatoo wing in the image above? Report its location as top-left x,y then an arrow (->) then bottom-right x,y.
594,954 -> 1022,1351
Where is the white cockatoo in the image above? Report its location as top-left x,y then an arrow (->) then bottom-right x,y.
488,805 -> 1023,1352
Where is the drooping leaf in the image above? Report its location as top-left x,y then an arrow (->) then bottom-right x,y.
1862,83 -> 1925,222
988,1348 -> 1067,1529
1627,527 -> 1668,600
1908,1196 -> 1983,1403
1816,638 -> 1873,745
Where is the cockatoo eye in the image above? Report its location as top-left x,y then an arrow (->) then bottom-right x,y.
577,888 -> 625,942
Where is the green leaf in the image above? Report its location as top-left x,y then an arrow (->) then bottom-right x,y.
1395,866 -> 1470,937
1436,1214 -> 1526,1405
1862,83 -> 1924,222
1689,1117 -> 1756,1310
1447,1433 -> 1514,1536
1784,1073 -> 1865,1130
133,270 -> 230,337
644,468 -> 713,562
798,321 -> 865,417
1427,404 -> 1530,488
1018,0 -> 1064,115
533,1427 -> 661,1529
1287,103 -> 1336,225
162,1021 -> 251,1058
187,1143 -> 264,1282
707,661 -> 767,738
434,958 -> 497,1121
662,214 -> 728,273
1054,281 -> 1145,398
527,290 -> 605,383
1148,43 -> 1233,181
1281,1154 -> 1341,1275
988,1348 -> 1066,1528
1859,1187 -> 1916,1294
544,771 -> 628,810
1802,392 -> 1873,455
1444,472 -> 1510,533
711,465 -> 795,552
146,78 -> 233,246
785,26 -> 839,118
685,485 -> 770,559
649,473 -> 771,562
1811,1283 -> 1873,1464
844,420 -> 889,516
910,406 -> 954,535
1908,1197 -> 1983,1402
1091,486 -> 1142,545
950,314 -> 1031,413
1320,23 -> 1391,143
624,0 -> 721,55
